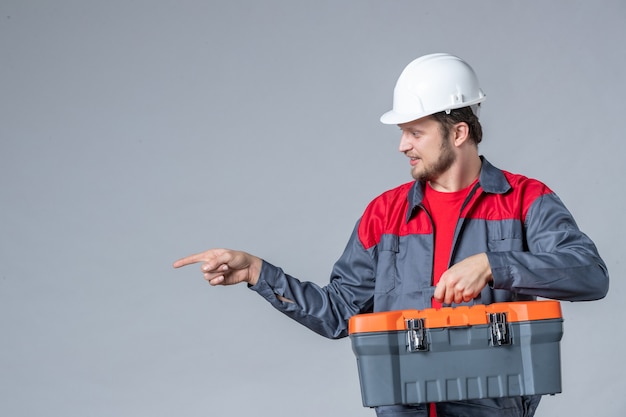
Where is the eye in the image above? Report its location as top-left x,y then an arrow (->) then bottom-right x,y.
400,128 -> 421,139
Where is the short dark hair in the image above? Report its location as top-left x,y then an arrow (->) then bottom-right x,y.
431,106 -> 483,145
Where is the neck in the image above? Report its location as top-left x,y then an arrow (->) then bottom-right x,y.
428,154 -> 482,192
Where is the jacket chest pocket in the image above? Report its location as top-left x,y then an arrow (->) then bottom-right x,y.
374,234 -> 399,294
487,220 -> 525,252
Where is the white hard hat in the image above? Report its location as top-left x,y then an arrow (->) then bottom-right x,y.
380,53 -> 486,125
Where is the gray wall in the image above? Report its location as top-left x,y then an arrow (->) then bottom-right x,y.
1,1 -> 624,416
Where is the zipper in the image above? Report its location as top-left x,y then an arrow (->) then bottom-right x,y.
448,182 -> 482,269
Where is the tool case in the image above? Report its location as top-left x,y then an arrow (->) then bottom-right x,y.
348,301 -> 563,407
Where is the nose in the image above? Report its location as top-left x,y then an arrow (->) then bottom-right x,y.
398,131 -> 412,153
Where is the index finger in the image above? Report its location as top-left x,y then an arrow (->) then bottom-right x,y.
172,252 -> 212,268
433,281 -> 446,303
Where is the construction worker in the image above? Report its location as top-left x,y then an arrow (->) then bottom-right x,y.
173,53 -> 609,417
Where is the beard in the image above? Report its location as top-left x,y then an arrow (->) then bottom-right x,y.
412,136 -> 456,181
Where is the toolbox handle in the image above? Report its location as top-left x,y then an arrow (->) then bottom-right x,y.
348,301 -> 562,334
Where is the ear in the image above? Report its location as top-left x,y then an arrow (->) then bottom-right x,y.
452,122 -> 470,147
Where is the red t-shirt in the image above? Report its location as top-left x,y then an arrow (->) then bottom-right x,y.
423,181 -> 477,416
423,181 -> 477,309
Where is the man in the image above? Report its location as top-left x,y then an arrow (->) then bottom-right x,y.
173,53 -> 609,417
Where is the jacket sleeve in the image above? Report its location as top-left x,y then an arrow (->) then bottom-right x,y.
248,221 -> 376,339
487,192 -> 609,301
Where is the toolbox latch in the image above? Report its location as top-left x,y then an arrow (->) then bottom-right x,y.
406,318 -> 428,352
489,312 -> 511,346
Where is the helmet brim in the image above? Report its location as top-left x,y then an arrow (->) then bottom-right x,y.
379,97 -> 486,125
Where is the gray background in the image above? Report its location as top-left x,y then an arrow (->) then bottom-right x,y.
1,1 -> 624,416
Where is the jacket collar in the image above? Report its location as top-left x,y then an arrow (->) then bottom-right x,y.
406,156 -> 511,222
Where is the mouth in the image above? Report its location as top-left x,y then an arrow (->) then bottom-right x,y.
409,156 -> 420,167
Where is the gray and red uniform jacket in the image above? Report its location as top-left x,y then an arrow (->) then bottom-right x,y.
251,157 -> 608,338
250,157 -> 608,416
